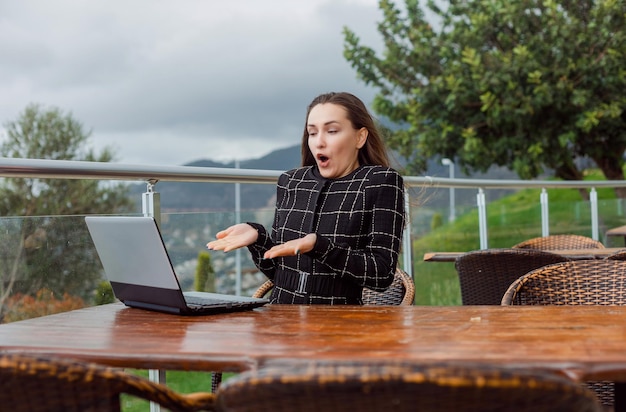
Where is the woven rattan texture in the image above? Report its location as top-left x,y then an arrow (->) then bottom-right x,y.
215,361 -> 603,412
502,260 -> 626,306
502,259 -> 626,407
454,248 -> 570,305
605,249 -> 626,261
251,280 -> 274,299
362,268 -> 415,305
0,354 -> 215,412
512,234 -> 605,250
252,268 -> 414,305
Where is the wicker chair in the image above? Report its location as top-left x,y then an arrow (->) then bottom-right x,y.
0,353 -> 215,412
211,268 -> 415,391
252,267 -> 415,306
454,248 -> 570,305
501,260 -> 626,306
605,249 -> 626,261
512,234 -> 604,250
214,360 -> 603,412
501,259 -> 626,408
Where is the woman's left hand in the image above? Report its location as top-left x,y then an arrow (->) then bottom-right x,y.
263,233 -> 317,259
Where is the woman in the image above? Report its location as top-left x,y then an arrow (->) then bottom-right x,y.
207,92 -> 405,304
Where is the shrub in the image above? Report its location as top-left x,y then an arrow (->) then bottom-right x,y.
194,251 -> 215,292
2,288 -> 86,323
431,212 -> 443,230
94,280 -> 116,305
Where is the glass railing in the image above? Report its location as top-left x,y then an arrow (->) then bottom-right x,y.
0,211 -> 278,324
1,157 -> 626,313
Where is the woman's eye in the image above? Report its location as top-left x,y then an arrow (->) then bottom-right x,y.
308,131 -> 317,137
328,129 -> 338,134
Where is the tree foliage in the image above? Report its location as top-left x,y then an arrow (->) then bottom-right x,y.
0,104 -> 134,308
344,0 -> 626,196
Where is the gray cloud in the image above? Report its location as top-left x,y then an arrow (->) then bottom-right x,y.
0,0 -> 385,165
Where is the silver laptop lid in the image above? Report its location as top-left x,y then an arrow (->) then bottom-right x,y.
85,216 -> 181,290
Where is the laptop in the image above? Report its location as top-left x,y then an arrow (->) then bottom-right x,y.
85,216 -> 269,315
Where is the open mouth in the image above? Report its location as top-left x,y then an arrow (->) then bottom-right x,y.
317,154 -> 329,163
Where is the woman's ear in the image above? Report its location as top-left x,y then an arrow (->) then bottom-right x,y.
356,127 -> 368,149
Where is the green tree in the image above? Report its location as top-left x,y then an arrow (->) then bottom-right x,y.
344,0 -> 626,197
0,103 -> 134,307
194,251 -> 215,293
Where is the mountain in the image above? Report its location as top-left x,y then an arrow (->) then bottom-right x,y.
129,145 -> 523,212
185,145 -> 302,171
128,145 -> 301,212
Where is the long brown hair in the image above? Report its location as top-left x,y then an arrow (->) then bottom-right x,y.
300,92 -> 390,167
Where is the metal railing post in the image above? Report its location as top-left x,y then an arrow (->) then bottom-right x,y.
143,179 -> 164,412
403,188 -> 413,277
142,179 -> 161,227
477,188 -> 488,249
590,188 -> 599,240
235,160 -> 241,296
541,188 -> 549,237
148,369 -> 166,412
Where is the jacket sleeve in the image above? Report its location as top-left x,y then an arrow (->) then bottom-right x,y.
245,173 -> 289,279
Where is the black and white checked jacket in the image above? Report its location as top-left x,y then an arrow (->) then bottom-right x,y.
247,165 -> 405,305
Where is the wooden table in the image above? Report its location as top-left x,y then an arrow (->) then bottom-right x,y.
607,225 -> 626,246
2,303 -> 626,385
423,247 -> 625,262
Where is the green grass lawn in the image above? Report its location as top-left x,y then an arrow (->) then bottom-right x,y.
122,370 -> 238,411
413,169 -> 626,305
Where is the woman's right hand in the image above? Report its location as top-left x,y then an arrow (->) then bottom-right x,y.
206,223 -> 258,252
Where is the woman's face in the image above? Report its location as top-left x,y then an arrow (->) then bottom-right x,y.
306,103 -> 368,179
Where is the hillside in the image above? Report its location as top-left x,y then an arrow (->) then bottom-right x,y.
128,145 -> 524,211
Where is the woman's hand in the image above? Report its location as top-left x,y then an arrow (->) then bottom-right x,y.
263,233 -> 317,259
206,223 -> 258,252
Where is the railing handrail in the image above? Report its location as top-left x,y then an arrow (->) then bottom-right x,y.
407,176 -> 626,189
2,157 -> 626,189
0,158 -> 281,184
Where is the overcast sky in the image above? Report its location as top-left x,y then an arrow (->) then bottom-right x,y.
0,0 -> 387,166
